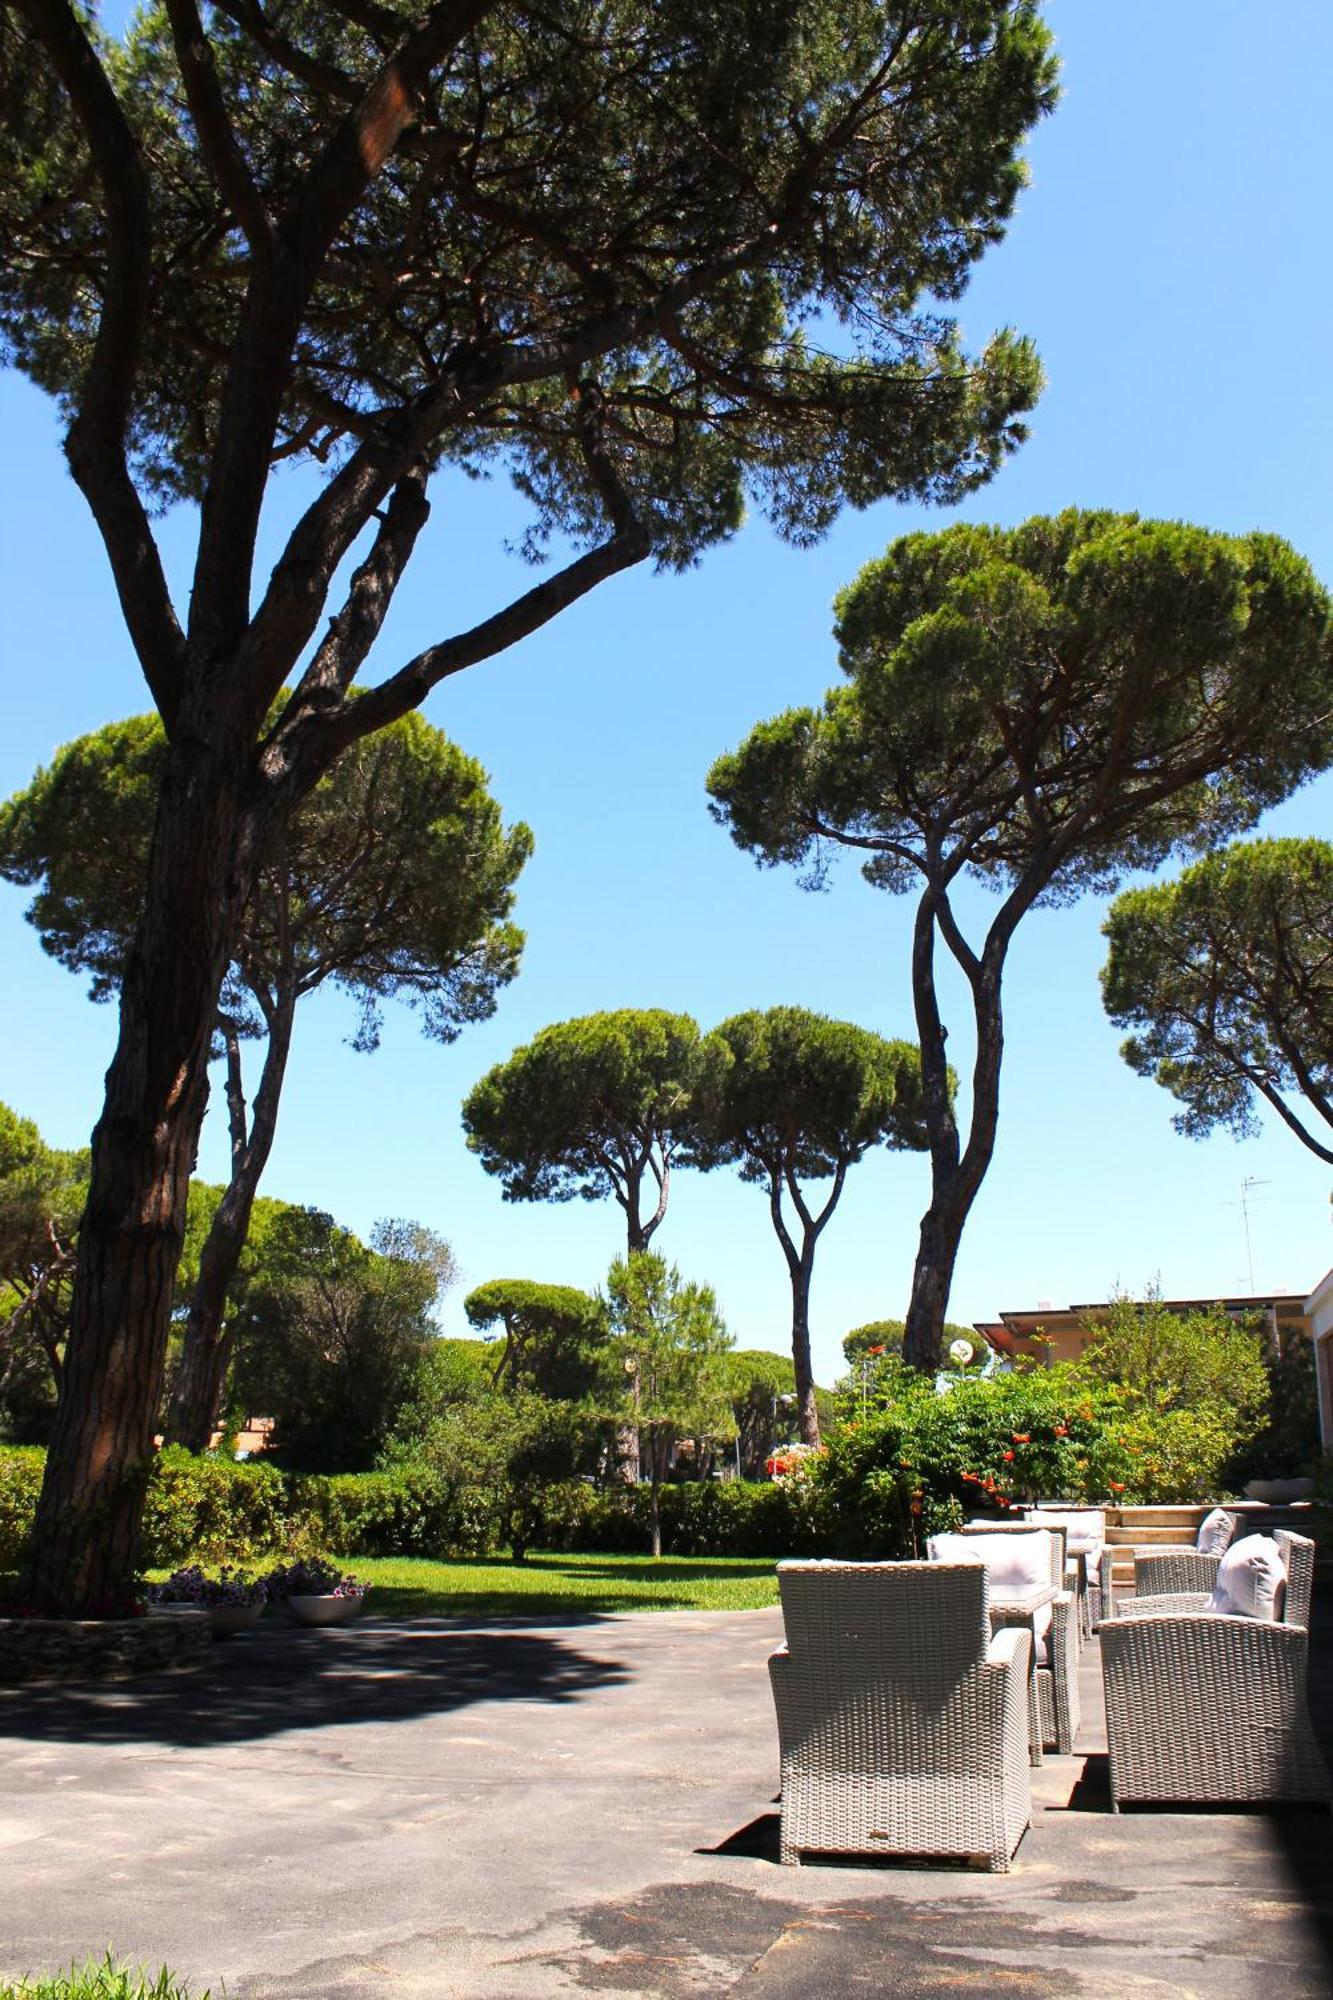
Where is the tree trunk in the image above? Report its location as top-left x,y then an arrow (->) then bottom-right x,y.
902,888 -> 1011,1375
903,1192 -> 969,1374
648,1434 -> 662,1559
20,748 -> 259,1614
163,995 -> 296,1451
788,1256 -> 821,1449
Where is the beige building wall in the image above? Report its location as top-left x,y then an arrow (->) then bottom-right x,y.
1309,1267 -> 1333,1449
977,1293 -> 1315,1371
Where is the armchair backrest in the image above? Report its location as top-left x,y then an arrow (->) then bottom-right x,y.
959,1520 -> 1064,1588
776,1560 -> 991,1682
1277,1531 -> 1316,1630
1026,1507 -> 1105,1556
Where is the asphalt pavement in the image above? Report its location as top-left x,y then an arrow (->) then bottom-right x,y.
1,1599 -> 1331,1998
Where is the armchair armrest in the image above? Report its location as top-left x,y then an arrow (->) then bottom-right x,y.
1097,1547 -> 1114,1615
986,1625 -> 1032,1673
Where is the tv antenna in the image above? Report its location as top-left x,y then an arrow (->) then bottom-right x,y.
1226,1177 -> 1272,1292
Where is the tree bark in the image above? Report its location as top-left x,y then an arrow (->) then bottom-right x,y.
902,885 -> 1014,1374
20,744 -> 260,1613
163,992 -> 296,1451
767,1156 -> 844,1452
648,1431 -> 663,1558
788,1256 -> 820,1449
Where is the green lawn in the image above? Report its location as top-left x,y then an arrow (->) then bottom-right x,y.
348,1551 -> 781,1620
4,1554 -> 782,1624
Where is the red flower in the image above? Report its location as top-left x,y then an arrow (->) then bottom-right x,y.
1053,1425 -> 1068,1437
1109,1481 -> 1126,1493
1002,1449 -> 1015,1462
1011,1433 -> 1030,1444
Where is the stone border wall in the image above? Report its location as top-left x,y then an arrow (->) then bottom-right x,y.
0,1611 -> 212,1684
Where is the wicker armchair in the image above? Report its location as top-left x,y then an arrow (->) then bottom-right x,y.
1123,1529 -> 1314,1630
955,1524 -> 1082,1755
1132,1508 -> 1240,1600
1101,1533 -> 1328,1809
769,1561 -> 1032,1871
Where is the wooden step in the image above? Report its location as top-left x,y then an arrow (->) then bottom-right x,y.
1113,1506 -> 1208,1528
1105,1524 -> 1203,1546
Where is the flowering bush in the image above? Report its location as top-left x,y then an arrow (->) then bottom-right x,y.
147,1565 -> 267,1608
764,1443 -> 820,1480
264,1557 -> 366,1600
815,1367 -> 1127,1557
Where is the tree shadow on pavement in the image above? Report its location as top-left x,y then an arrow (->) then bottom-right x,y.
0,1620 -> 629,1750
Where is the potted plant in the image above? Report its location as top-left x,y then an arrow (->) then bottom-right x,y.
146,1565 -> 268,1635
264,1557 -> 368,1627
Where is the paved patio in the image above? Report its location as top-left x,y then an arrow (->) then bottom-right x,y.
1,1595 -> 1331,1998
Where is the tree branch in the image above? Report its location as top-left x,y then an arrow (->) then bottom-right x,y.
189,0 -> 498,664
17,0 -> 187,721
163,0 -> 274,262
307,517 -> 651,764
275,468 -> 431,740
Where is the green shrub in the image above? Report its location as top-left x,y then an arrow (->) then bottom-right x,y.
1106,1404 -> 1255,1504
293,1464 -> 482,1557
815,1366 -> 1128,1557
0,1446 -> 45,1568
140,1446 -> 295,1566
529,1477 -> 830,1557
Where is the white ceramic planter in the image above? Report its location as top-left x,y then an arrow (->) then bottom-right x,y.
208,1601 -> 265,1636
286,1592 -> 365,1627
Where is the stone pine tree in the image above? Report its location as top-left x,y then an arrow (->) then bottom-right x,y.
0,0 -> 1056,1610
463,1279 -> 607,1398
708,512 -> 1333,1372
0,711 -> 530,1451
462,1011 -> 703,1255
684,1007 -> 927,1446
461,1278 -> 608,1558
1102,837 -> 1333,1167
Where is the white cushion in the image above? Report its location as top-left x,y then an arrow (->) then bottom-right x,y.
1196,1507 -> 1236,1557
1027,1509 -> 1105,1558
931,1530 -> 1054,1596
930,1534 -> 1055,1661
1207,1534 -> 1286,1621
927,1533 -> 982,1568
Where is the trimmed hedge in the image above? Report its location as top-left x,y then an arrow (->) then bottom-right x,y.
533,1476 -> 830,1557
141,1448 -> 291,1565
0,1446 -> 829,1569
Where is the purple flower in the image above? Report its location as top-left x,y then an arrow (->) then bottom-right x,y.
264,1558 -> 367,1600
148,1565 -> 267,1607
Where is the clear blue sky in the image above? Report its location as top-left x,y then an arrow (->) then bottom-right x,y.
1,2 -> 1330,1389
